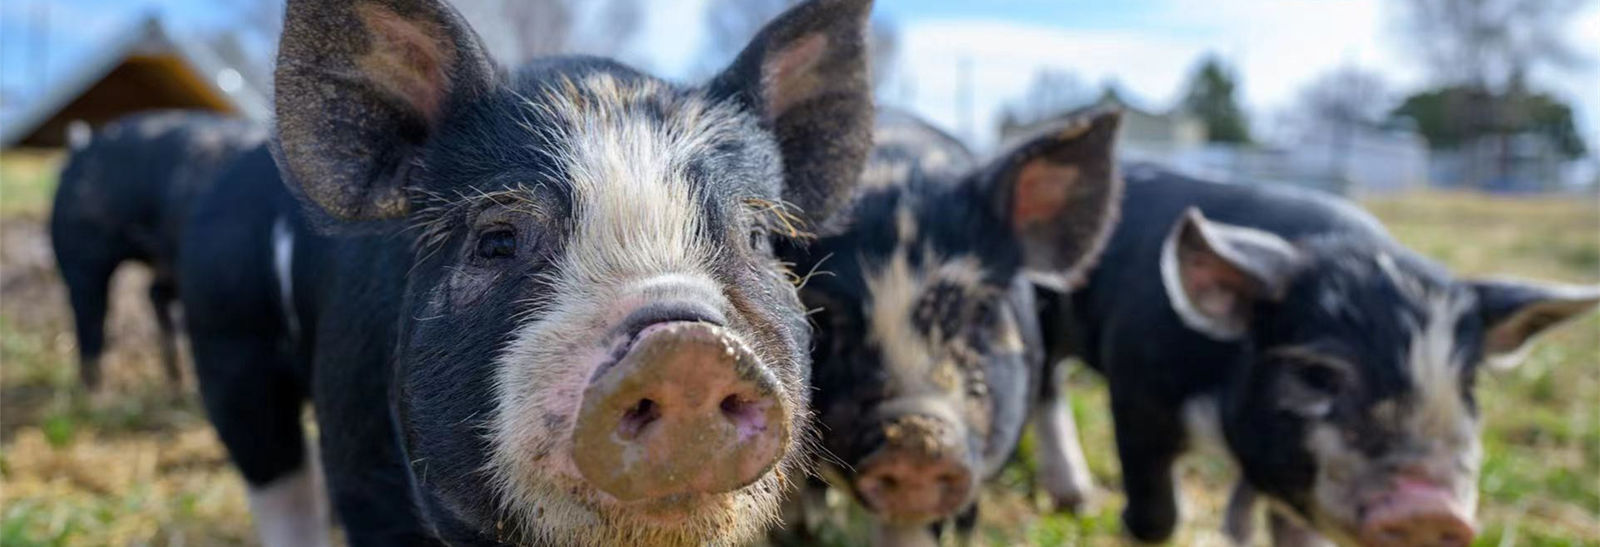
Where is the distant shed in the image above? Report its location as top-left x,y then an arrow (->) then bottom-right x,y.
1,16 -> 269,148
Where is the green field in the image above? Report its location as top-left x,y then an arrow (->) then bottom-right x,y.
2,151 -> 1596,546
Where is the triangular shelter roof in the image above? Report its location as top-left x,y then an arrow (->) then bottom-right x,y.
1,15 -> 269,148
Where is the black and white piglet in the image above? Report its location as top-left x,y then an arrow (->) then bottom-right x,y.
1040,166 -> 1599,546
50,110 -> 263,388
780,108 -> 1122,544
181,0 -> 879,544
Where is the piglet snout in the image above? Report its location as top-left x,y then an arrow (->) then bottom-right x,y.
853,414 -> 973,524
1360,477 -> 1475,547
573,322 -> 787,502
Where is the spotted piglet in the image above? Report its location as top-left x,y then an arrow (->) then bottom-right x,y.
778,108 -> 1122,544
1038,166 -> 1600,546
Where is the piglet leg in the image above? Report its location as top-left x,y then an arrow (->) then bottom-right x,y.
1032,395 -> 1097,513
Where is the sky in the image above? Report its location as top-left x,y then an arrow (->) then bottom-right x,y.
3,0 -> 1598,154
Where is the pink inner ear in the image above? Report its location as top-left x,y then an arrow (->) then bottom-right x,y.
356,4 -> 455,123
762,33 -> 829,117
1179,243 -> 1256,319
1011,160 -> 1079,230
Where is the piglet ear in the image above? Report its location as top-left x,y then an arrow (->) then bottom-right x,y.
1469,279 -> 1600,369
274,0 -> 497,222
1160,208 -> 1303,340
706,0 -> 875,230
984,108 -> 1123,291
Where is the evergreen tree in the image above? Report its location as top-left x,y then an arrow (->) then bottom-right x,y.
1180,55 -> 1251,144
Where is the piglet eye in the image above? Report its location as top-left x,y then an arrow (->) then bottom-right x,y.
1294,361 -> 1348,396
476,229 -> 517,259
748,228 -> 770,252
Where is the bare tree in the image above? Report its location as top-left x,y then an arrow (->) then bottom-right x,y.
227,0 -> 284,46
1297,66 -> 1389,188
869,17 -> 900,92
1300,66 -> 1389,132
576,0 -> 644,58
208,0 -> 284,93
697,0 -> 797,74
1398,0 -> 1590,187
1003,69 -> 1091,128
454,0 -> 642,67
1400,0 -> 1589,91
503,0 -> 573,62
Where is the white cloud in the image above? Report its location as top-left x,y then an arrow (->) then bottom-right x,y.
888,19 -> 1203,148
634,0 -> 709,78
883,0 -> 1600,153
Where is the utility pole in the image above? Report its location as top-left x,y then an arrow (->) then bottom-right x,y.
956,56 -> 973,147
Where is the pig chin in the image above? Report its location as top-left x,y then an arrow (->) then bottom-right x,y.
495,464 -> 794,546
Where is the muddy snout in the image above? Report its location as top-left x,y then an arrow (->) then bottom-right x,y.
853,413 -> 974,524
573,322 -> 788,502
1359,477 -> 1475,547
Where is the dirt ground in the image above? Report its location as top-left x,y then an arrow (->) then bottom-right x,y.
1,214 -> 256,546
2,148 -> 1597,545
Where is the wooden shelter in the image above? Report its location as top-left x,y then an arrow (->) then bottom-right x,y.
1,16 -> 268,148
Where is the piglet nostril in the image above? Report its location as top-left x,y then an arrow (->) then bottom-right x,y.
617,398 -> 660,440
719,394 -> 745,417
937,472 -> 962,494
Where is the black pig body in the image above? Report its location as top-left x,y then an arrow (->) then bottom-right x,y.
50,110 -> 264,388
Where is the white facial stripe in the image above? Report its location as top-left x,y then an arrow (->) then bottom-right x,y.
1404,292 -> 1478,444
866,246 -> 933,384
895,203 -> 917,244
1303,422 -> 1367,536
483,75 -> 785,545
1401,292 -> 1484,514
863,245 -> 989,390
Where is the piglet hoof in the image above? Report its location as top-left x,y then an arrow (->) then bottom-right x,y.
1048,487 -> 1101,515
1122,505 -> 1179,545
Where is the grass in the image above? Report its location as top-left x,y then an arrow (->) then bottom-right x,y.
0,151 -> 62,218
1,150 -> 1596,545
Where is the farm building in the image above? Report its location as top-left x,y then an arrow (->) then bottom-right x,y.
0,15 -> 268,149
999,97 -> 1432,195
999,95 -> 1208,165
